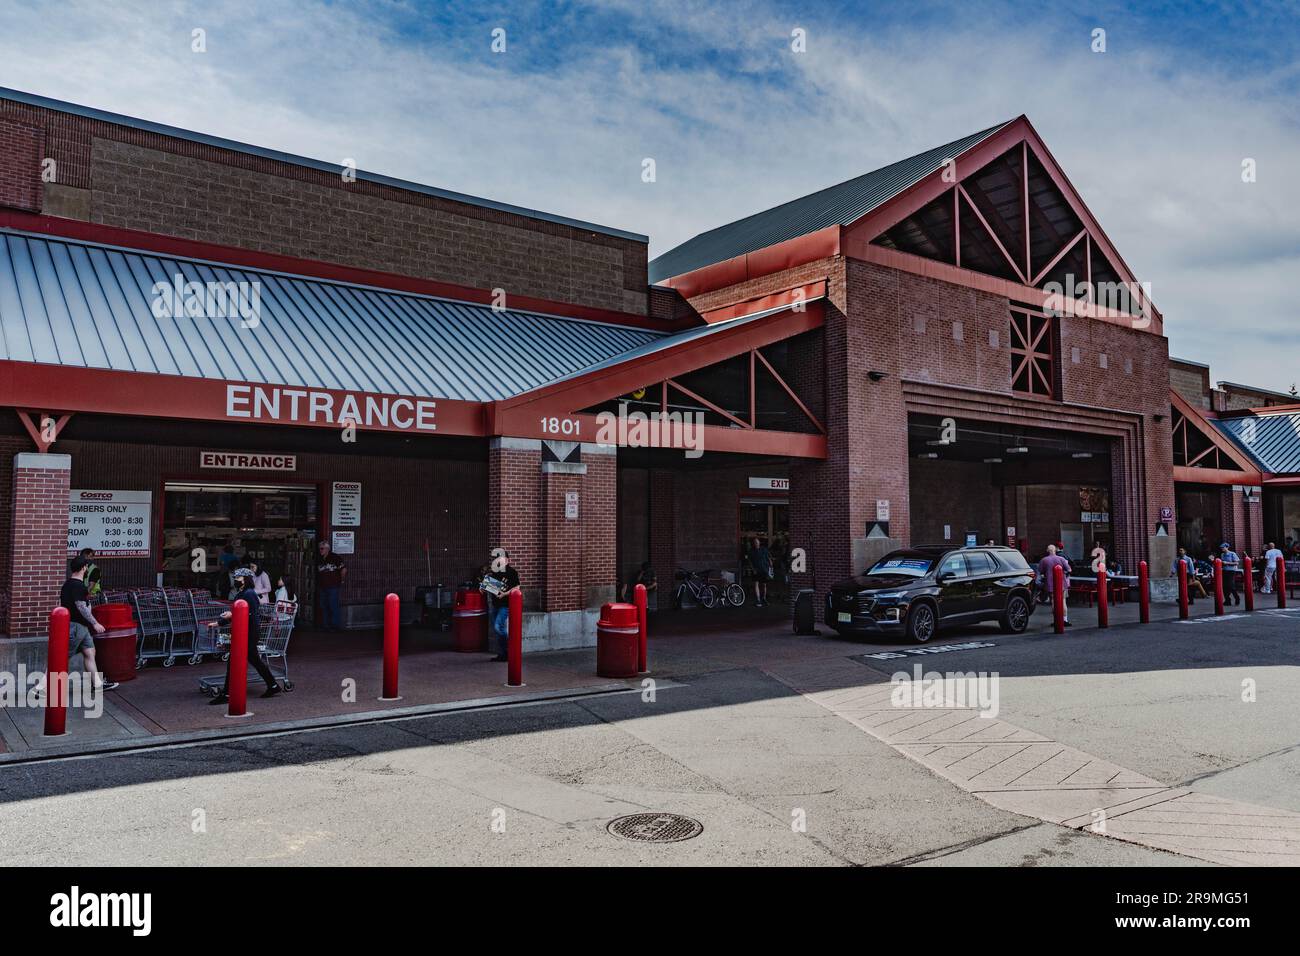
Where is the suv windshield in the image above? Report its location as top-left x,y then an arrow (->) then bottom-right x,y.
866,555 -> 936,577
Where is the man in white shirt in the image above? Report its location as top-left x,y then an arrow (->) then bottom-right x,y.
1263,542 -> 1284,593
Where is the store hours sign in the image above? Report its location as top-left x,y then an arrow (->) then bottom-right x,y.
69,490 -> 152,557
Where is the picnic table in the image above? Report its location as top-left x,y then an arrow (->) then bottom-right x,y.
1068,574 -> 1138,606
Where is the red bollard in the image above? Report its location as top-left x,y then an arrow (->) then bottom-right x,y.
1138,561 -> 1150,624
43,606 -> 70,737
1213,558 -> 1224,616
228,599 -> 249,718
1243,556 -> 1254,612
1052,565 -> 1065,634
507,588 -> 523,687
1097,567 -> 1109,628
1278,556 -> 1287,609
381,592 -> 401,700
1177,561 -> 1189,619
634,583 -> 648,673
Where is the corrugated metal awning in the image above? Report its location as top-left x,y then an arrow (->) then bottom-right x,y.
1214,413 -> 1300,475
0,230 -> 663,402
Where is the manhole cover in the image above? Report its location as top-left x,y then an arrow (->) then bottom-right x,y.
607,812 -> 703,843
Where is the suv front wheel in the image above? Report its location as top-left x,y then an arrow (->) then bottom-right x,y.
905,601 -> 936,643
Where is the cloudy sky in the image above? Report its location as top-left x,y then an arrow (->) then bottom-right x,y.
2,0 -> 1297,389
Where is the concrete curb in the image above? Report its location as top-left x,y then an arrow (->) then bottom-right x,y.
0,679 -> 671,766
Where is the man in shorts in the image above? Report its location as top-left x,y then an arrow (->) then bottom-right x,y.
60,556 -> 118,691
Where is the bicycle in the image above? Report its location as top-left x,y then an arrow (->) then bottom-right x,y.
673,568 -> 719,609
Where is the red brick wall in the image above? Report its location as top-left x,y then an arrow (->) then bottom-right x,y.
909,460 -> 1001,546
487,440 -> 616,612
0,118 -> 44,212
648,469 -> 676,584
7,455 -> 71,637
0,97 -> 647,316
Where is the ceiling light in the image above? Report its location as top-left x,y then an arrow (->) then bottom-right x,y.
917,453 -> 939,459
1006,446 -> 1029,454
926,439 -> 951,446
1072,452 -> 1093,459
983,457 -> 1003,463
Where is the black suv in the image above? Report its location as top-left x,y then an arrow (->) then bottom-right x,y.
826,546 -> 1035,642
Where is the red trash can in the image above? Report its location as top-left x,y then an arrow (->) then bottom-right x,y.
91,626 -> 139,683
93,602 -> 135,629
596,602 -> 639,678
452,588 -> 489,652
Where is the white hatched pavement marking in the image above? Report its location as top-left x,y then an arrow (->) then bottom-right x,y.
768,657 -> 1300,867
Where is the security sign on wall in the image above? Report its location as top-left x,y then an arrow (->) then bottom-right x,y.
69,490 -> 152,557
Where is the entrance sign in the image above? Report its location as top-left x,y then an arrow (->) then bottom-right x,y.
69,490 -> 152,557
331,531 -> 355,555
201,451 -> 297,471
748,477 -> 790,491
226,384 -> 436,432
332,482 -> 362,526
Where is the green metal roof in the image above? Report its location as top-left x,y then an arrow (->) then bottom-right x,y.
649,121 -> 1011,283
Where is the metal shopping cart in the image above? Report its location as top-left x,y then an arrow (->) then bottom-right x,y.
188,592 -> 232,665
163,587 -> 201,664
197,600 -> 298,698
129,589 -> 176,668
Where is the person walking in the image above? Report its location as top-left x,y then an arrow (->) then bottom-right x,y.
485,550 -> 521,663
59,557 -> 118,691
1219,542 -> 1241,606
749,536 -> 773,607
209,568 -> 281,705
246,559 -> 273,604
315,540 -> 347,630
1262,542 -> 1283,593
1035,544 -> 1072,627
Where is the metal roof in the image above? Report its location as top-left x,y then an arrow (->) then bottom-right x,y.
648,121 -> 1011,283
0,87 -> 647,243
0,230 -> 663,402
1213,414 -> 1300,475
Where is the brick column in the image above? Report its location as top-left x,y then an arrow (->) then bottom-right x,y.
6,453 -> 71,638
487,438 -> 542,610
647,469 -> 676,594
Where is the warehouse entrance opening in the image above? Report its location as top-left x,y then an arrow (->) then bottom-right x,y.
908,415 -> 1116,566
161,482 -> 319,610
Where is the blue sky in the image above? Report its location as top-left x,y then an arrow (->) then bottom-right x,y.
2,0 -> 1298,388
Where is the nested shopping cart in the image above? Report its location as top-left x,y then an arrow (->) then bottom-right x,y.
187,591 -> 232,665
128,588 -> 177,668
197,600 -> 298,698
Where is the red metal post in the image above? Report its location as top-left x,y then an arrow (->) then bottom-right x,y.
1278,556 -> 1287,609
1138,561 -> 1150,624
1213,558 -> 1224,616
507,587 -> 523,687
228,599 -> 249,718
43,606 -> 70,737
1096,567 -> 1109,628
1177,561 -> 1189,619
1242,556 -> 1254,612
381,592 -> 400,699
634,583 -> 648,673
1052,565 -> 1065,634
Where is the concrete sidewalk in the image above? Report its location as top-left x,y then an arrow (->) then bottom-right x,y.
0,593 -> 1250,759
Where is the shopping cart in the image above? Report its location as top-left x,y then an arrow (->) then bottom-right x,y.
188,593 -> 232,665
163,587 -> 201,663
197,601 -> 297,698
129,589 -> 176,668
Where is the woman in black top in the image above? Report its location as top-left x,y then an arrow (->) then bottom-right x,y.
209,568 -> 281,705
